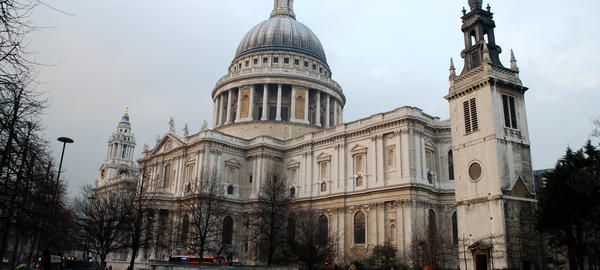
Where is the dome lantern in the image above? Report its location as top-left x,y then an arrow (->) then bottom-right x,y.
271,0 -> 295,19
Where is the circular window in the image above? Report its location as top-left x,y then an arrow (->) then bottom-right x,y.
469,162 -> 482,181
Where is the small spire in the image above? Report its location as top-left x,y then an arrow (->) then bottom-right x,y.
271,0 -> 296,19
449,58 -> 457,77
124,106 -> 129,115
482,41 -> 491,63
486,4 -> 492,12
510,49 -> 519,71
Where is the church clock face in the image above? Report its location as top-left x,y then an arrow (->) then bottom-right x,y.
118,168 -> 129,176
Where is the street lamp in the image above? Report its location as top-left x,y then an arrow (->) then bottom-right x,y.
56,137 -> 74,185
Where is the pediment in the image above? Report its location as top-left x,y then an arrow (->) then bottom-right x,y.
150,134 -> 185,155
425,137 -> 436,149
316,152 -> 332,162
287,159 -> 300,168
509,176 -> 534,198
225,158 -> 241,168
351,144 -> 368,154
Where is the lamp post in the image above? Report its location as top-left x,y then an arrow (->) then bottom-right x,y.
56,137 -> 74,186
53,137 -> 74,205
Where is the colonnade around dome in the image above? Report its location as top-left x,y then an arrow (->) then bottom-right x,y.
213,83 -> 344,131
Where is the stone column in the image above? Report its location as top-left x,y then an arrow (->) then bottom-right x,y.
248,86 -> 255,121
213,96 -> 220,128
236,88 -> 242,123
332,99 -> 338,126
290,86 -> 297,122
225,90 -> 233,124
340,103 -> 344,123
261,84 -> 268,120
304,89 -> 309,123
276,84 -> 282,121
316,91 -> 322,127
217,94 -> 225,126
325,94 -> 331,128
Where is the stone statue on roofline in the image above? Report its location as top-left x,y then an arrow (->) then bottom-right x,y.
168,117 -> 176,134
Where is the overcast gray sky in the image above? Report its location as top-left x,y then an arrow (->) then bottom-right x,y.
28,0 -> 600,197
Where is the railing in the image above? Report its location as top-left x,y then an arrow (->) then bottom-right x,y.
215,67 -> 343,91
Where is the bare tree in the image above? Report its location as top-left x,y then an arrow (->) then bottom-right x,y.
180,168 -> 226,257
289,209 -> 337,270
250,165 -> 291,265
73,185 -> 133,270
124,163 -> 158,270
408,229 -> 444,269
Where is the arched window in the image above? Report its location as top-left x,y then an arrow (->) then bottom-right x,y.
180,215 -> 189,243
222,216 -> 233,245
288,217 -> 296,243
428,209 -> 437,239
354,211 -> 366,244
163,164 -> 172,188
227,185 -> 234,195
319,215 -> 328,245
452,212 -> 459,245
289,187 -> 296,198
470,30 -> 477,46
448,150 -> 455,180
321,182 -> 327,192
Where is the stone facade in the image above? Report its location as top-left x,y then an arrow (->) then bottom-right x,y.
97,1 -> 537,269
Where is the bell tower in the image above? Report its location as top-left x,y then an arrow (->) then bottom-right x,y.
460,0 -> 502,72
446,1 -> 539,269
97,107 -> 138,187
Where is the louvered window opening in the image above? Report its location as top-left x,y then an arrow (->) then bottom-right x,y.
463,98 -> 479,134
502,94 -> 518,129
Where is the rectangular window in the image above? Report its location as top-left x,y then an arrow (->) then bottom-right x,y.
304,61 -> 309,68
294,59 -> 300,65
284,57 -> 290,64
185,164 -> 194,181
355,155 -> 364,174
463,98 -> 479,134
263,57 -> 268,64
253,58 -> 258,65
245,60 -> 249,67
312,64 -> 317,70
502,94 -> 518,129
290,168 -> 297,184
273,57 -> 279,63
320,161 -> 329,180
386,146 -> 395,168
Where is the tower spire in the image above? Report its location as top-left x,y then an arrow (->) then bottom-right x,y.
449,58 -> 457,77
510,49 -> 519,72
271,0 -> 296,19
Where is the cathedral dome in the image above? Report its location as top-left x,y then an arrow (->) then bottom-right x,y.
235,12 -> 327,64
